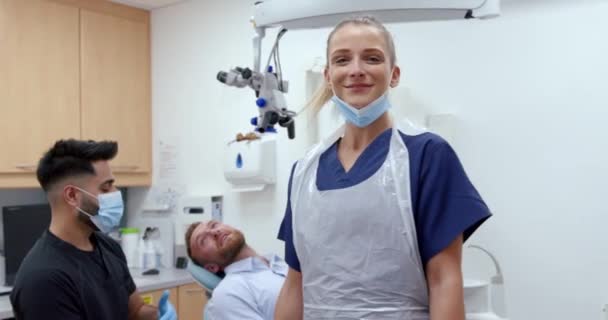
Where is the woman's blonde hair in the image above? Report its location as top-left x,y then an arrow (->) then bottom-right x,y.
307,15 -> 397,115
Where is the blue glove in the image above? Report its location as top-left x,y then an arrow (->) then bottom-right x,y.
158,290 -> 177,320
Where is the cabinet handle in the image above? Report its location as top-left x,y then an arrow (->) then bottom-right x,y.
186,288 -> 205,294
15,164 -> 36,171
110,165 -> 139,171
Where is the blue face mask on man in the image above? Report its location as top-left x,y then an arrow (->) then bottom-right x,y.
332,92 -> 392,128
73,186 -> 124,234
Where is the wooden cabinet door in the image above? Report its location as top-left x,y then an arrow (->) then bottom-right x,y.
80,9 -> 151,175
0,0 -> 80,186
178,283 -> 208,320
140,287 -> 178,310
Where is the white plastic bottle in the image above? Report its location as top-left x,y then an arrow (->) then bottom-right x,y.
153,239 -> 163,268
137,238 -> 146,269
143,239 -> 156,269
120,228 -> 140,268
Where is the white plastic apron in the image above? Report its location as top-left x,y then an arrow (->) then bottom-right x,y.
291,125 -> 429,320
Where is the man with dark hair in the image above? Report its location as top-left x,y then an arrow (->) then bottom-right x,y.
10,139 -> 177,320
185,220 -> 286,320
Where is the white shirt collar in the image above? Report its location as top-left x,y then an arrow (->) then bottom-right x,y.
224,254 -> 287,277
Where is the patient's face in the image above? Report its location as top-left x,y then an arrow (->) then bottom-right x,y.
190,220 -> 246,271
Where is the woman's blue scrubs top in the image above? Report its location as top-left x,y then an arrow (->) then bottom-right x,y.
278,129 -> 492,271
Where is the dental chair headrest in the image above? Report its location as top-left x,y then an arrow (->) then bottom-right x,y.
187,259 -> 223,293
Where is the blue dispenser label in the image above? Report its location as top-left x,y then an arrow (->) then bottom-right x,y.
236,153 -> 243,168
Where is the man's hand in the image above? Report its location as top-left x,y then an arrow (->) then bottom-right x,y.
158,290 -> 177,320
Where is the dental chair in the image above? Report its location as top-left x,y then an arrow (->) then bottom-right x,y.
187,259 -> 223,319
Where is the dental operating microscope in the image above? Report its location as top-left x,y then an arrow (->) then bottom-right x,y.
217,28 -> 296,139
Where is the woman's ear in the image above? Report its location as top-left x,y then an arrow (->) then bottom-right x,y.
323,67 -> 332,89
390,65 -> 401,88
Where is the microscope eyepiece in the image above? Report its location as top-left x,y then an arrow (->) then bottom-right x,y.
217,71 -> 228,83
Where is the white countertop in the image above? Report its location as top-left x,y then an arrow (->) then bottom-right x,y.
0,268 -> 194,319
131,267 -> 195,292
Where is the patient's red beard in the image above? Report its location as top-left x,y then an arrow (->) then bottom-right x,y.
219,230 -> 246,265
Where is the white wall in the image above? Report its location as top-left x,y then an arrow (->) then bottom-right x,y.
126,0 -> 310,259
128,0 -> 608,319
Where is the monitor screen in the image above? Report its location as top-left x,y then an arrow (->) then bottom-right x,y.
2,204 -> 51,286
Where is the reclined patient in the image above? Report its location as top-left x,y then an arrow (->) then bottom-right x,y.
185,220 -> 286,319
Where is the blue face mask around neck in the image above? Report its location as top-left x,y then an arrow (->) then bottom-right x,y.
331,92 -> 391,128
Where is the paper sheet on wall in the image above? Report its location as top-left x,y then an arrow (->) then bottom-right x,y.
159,139 -> 178,182
144,138 -> 185,213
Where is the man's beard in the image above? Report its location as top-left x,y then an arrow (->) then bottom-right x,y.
218,230 -> 246,265
77,198 -> 100,231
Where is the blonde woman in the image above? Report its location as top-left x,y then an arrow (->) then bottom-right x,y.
275,16 -> 492,320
